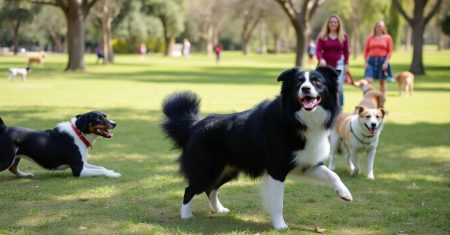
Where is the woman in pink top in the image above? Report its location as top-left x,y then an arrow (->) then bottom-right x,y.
316,14 -> 349,108
363,20 -> 393,94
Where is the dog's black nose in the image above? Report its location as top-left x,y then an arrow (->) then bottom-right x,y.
110,121 -> 117,128
371,123 -> 376,128
301,86 -> 311,93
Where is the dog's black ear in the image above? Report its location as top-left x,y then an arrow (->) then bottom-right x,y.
277,67 -> 300,82
316,66 -> 339,80
75,114 -> 89,133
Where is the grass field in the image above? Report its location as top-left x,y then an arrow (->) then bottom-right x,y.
0,50 -> 449,234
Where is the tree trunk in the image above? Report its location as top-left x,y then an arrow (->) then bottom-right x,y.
64,11 -> 86,71
273,34 -> 280,54
242,37 -> 250,55
410,23 -> 425,74
47,26 -> 64,52
101,20 -> 110,64
294,27 -> 306,67
259,22 -> 267,54
405,26 -> 412,51
12,20 -> 21,55
106,19 -> 114,62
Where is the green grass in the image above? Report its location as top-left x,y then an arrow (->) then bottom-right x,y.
0,50 -> 449,234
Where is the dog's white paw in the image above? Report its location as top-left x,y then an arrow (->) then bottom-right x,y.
273,221 -> 288,230
336,186 -> 353,202
272,215 -> 288,230
107,171 -> 121,177
180,203 -> 193,219
367,173 -> 375,180
17,172 -> 34,178
214,206 -> 230,213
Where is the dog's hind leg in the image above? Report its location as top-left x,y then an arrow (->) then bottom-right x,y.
9,157 -> 34,178
181,186 -> 196,219
0,142 -> 17,172
205,168 -> 238,213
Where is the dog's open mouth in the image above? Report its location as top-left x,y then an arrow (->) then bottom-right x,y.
299,96 -> 322,111
94,128 -> 113,138
365,124 -> 377,135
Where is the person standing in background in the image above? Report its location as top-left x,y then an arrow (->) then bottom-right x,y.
306,40 -> 317,68
214,42 -> 223,63
363,20 -> 393,94
182,38 -> 191,57
316,14 -> 349,109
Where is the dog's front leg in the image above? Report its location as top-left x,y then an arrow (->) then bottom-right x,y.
366,148 -> 377,180
84,162 -> 121,176
79,164 -> 121,177
261,175 -> 288,230
305,165 -> 353,201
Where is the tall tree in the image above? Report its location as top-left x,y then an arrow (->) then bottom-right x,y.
92,0 -> 121,64
143,0 -> 185,56
393,0 -> 443,75
0,0 -> 41,54
31,0 -> 98,71
186,0 -> 228,56
233,0 -> 268,55
275,0 -> 324,67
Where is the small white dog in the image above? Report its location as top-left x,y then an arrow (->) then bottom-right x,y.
328,106 -> 386,180
8,67 -> 31,81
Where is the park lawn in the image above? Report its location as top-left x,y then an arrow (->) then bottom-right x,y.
0,50 -> 449,234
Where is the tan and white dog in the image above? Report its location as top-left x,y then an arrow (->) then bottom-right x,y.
394,71 -> 414,96
354,79 -> 386,108
27,53 -> 46,67
328,106 -> 387,180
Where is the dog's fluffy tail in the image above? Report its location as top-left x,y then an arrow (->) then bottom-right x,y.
0,118 -> 6,134
161,91 -> 200,149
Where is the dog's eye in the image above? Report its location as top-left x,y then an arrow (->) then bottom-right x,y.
311,79 -> 321,85
366,115 -> 371,118
376,115 -> 380,118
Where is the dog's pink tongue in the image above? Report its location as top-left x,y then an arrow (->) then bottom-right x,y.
303,98 -> 319,109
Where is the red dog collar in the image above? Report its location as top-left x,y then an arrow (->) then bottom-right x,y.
71,124 -> 92,148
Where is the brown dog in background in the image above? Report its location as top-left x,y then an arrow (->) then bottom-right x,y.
394,71 -> 414,97
27,53 -> 46,67
354,79 -> 386,109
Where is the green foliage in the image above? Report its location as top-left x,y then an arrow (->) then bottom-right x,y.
439,5 -> 450,36
113,1 -> 163,43
386,1 -> 403,49
142,0 -> 185,36
0,0 -> 41,24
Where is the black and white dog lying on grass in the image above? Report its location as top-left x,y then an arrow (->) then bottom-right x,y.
0,111 -> 121,178
161,67 -> 352,230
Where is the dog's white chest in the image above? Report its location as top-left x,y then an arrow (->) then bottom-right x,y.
293,129 -> 330,167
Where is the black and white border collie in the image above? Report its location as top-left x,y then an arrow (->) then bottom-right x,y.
0,111 -> 121,178
161,67 -> 352,230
